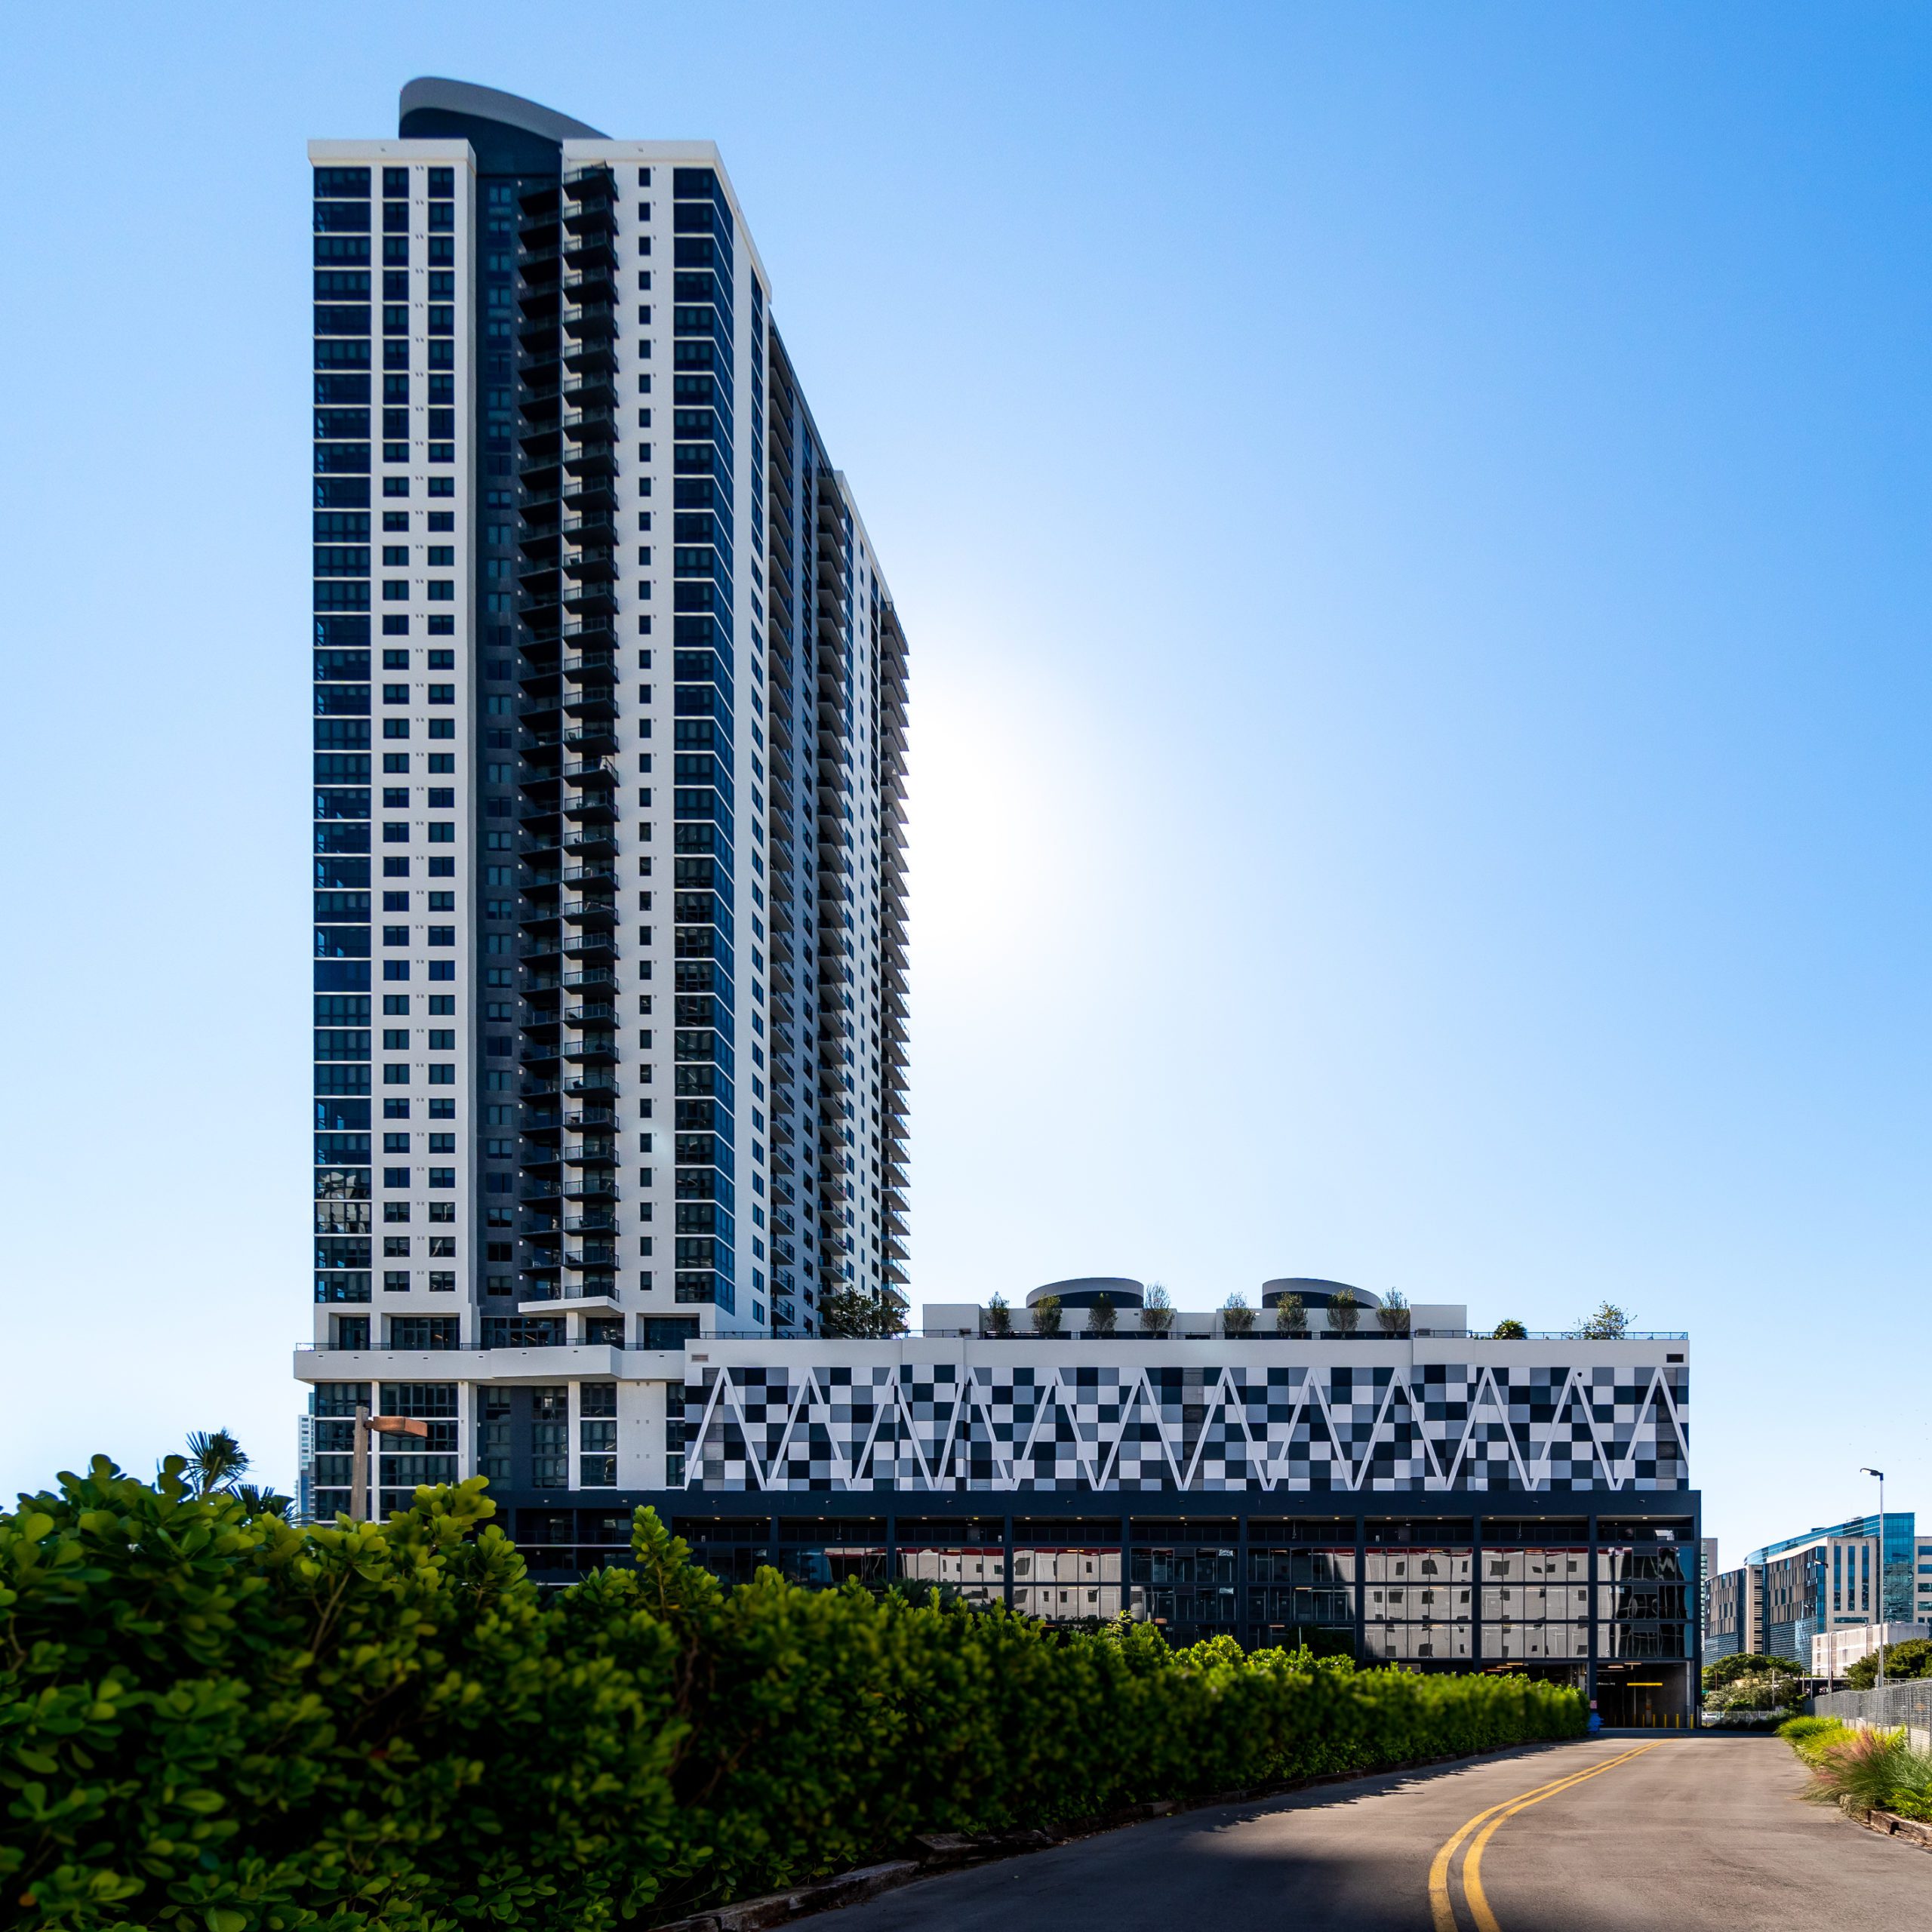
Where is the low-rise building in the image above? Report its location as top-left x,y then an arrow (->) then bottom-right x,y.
297,1275 -> 1700,1721
1812,1620 -> 1930,1678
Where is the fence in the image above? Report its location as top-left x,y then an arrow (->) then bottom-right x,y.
1813,1679 -> 1932,1748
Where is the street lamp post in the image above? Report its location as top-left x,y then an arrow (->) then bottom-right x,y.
1860,1467 -> 1886,1690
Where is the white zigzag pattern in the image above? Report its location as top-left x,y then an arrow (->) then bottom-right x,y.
683,1361 -> 1689,1496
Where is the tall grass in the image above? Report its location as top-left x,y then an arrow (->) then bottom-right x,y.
1780,1718 -> 1932,1820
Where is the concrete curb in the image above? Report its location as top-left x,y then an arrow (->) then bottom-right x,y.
650,1733 -> 1588,1930
1855,1808 -> 1932,1852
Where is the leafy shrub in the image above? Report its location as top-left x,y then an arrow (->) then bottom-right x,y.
1777,1714 -> 1847,1752
1272,1294 -> 1308,1337
1,1460 -> 1586,1932
1220,1295 -> 1256,1337
1574,1303 -> 1629,1340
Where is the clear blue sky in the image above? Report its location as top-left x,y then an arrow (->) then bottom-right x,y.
1,2 -> 1926,1565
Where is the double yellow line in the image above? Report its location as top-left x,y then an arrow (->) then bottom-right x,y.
1428,1743 -> 1662,1932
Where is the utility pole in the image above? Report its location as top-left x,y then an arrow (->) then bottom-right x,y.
352,1404 -> 370,1523
1860,1467 -> 1886,1690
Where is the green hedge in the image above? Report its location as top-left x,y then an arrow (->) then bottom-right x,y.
1,1460 -> 1585,1932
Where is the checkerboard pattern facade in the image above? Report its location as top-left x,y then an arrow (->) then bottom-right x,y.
681,1358 -> 1690,1494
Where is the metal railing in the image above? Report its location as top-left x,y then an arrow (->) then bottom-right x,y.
297,1324 -> 1690,1356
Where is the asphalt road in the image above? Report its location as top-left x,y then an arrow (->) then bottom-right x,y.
832,1735 -> 1931,1932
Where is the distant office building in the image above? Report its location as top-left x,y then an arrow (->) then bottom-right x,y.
303,81 -> 909,1516
1703,1514 -> 1932,1665
294,1414 -> 315,1523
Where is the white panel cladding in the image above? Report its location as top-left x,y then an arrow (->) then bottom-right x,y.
617,1377 -> 666,1488
676,1343 -> 1690,1496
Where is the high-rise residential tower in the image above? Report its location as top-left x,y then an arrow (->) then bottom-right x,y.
303,81 -> 909,1515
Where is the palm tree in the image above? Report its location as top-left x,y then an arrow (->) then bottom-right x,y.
183,1429 -> 251,1498
233,1482 -> 295,1518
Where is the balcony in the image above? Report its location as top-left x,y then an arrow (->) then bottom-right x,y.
566,1245 -> 619,1269
561,823 -> 617,859
561,928 -> 617,961
561,408 -> 616,443
561,375 -> 617,413
562,226 -> 618,269
563,756 -> 620,788
561,789 -> 616,824
563,443 -> 618,485
517,313 -> 561,356
562,197 -> 617,236
561,896 -> 617,929
563,1069 -> 618,1103
561,965 -> 615,993
565,1000 -> 617,1026
561,464 -> 618,512
565,1211 -> 617,1235
556,722 -> 614,757
562,577 -> 618,617
564,1170 -> 620,1203
561,302 -> 616,341
561,1032 -> 617,1064
563,1109 -> 616,1134
561,685 -> 618,724
562,648 -> 616,682
561,864 -> 616,891
561,613 -> 618,650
